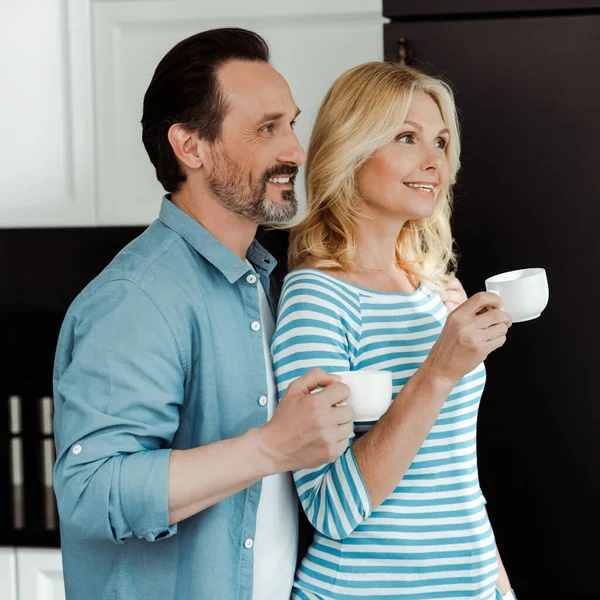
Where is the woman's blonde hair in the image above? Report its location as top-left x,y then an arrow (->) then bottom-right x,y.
288,61 -> 461,290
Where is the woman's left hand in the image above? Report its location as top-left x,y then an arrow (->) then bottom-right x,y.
439,275 -> 468,312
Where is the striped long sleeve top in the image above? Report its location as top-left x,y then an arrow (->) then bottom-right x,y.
271,269 -> 500,600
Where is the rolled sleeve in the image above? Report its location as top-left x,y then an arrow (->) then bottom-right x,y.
118,448 -> 176,541
53,279 -> 185,544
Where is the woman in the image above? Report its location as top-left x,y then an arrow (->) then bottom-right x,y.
271,62 -> 515,599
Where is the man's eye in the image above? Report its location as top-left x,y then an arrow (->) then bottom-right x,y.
396,133 -> 414,144
261,124 -> 274,133
290,120 -> 297,129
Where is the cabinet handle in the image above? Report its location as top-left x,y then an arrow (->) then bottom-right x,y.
396,36 -> 413,65
40,396 -> 54,435
42,438 -> 58,530
9,395 -> 22,434
10,438 -> 24,530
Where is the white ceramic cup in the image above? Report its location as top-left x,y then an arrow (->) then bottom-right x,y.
333,370 -> 393,422
485,268 -> 549,323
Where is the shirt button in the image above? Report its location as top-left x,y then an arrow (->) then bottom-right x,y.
251,321 -> 261,332
246,274 -> 257,284
258,396 -> 268,406
244,538 -> 254,549
72,444 -> 82,455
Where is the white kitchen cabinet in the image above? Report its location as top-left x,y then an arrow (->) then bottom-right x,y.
0,0 -> 96,227
1,0 -> 384,228
92,0 -> 385,225
0,547 -> 17,600
0,547 -> 63,600
16,548 -> 65,600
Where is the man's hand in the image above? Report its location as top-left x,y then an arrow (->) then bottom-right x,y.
258,368 -> 354,472
439,275 -> 468,312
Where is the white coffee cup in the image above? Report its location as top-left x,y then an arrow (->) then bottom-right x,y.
333,370 -> 393,422
485,268 -> 549,323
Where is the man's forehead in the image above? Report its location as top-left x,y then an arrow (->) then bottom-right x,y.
218,60 -> 295,120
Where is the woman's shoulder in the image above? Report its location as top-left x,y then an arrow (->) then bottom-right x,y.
282,264 -> 362,312
288,257 -> 356,280
284,261 -> 350,290
292,257 -> 336,273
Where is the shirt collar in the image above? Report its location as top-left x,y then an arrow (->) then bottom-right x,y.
158,196 -> 277,283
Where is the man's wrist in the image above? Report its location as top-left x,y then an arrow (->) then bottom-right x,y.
252,424 -> 285,476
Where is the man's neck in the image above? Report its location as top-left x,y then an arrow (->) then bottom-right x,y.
171,187 -> 257,261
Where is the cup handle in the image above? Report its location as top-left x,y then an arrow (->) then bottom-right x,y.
477,289 -> 500,315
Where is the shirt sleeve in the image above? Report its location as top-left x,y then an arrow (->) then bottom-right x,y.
271,272 -> 371,541
53,279 -> 185,544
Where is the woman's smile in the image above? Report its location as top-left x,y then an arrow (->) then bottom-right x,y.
403,180 -> 438,197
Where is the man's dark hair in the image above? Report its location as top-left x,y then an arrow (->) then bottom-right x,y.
141,28 -> 270,193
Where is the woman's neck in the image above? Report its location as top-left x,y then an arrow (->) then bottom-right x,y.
323,214 -> 418,294
352,214 -> 403,275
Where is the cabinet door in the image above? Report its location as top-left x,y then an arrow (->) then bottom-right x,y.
90,0 -> 384,225
385,12 -> 600,599
0,0 -> 95,227
0,548 -> 17,600
17,548 -> 65,600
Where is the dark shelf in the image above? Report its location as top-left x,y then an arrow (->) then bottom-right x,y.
0,226 -> 146,548
383,0 -> 600,19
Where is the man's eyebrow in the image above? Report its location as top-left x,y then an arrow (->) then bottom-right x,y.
404,120 -> 449,136
259,108 -> 301,123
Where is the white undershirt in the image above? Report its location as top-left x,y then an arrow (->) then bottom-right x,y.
250,264 -> 298,600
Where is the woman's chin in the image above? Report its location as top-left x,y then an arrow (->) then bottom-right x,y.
413,199 -> 437,219
364,199 -> 436,223
403,205 -> 436,222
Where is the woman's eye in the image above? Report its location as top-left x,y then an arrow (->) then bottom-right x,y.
435,138 -> 448,150
396,133 -> 414,144
290,120 -> 297,129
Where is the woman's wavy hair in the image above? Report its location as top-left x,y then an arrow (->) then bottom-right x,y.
288,61 -> 461,290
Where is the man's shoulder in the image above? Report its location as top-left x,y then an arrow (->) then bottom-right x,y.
71,220 -> 195,313
102,220 -> 184,282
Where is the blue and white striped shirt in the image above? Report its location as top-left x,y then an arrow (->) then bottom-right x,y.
271,269 -> 499,600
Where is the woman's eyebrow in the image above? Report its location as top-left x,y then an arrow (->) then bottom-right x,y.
404,120 -> 449,136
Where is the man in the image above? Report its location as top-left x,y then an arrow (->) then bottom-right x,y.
53,28 -> 354,600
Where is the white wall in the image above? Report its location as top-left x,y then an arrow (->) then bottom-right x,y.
0,0 -> 385,228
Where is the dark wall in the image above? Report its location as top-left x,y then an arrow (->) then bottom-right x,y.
384,3 -> 600,599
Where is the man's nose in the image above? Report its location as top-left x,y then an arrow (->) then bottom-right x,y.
277,133 -> 307,167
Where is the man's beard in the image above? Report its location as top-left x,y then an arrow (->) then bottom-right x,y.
207,146 -> 299,225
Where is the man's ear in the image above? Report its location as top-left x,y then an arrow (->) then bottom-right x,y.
167,123 -> 210,171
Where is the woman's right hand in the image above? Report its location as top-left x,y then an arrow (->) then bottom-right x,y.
424,292 -> 512,385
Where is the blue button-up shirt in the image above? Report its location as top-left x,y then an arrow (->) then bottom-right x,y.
53,197 -> 280,600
